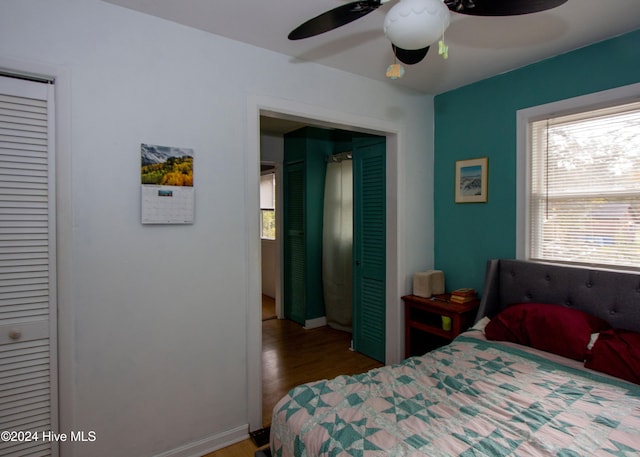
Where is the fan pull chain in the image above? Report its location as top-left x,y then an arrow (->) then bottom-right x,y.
438,22 -> 449,59
386,50 -> 405,79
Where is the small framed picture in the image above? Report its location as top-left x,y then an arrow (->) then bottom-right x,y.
455,157 -> 488,203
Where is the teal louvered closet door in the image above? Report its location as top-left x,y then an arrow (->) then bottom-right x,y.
352,138 -> 386,363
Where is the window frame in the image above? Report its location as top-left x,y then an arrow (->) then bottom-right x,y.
516,82 -> 640,271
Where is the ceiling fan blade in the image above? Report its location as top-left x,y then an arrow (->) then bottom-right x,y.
392,45 -> 430,65
288,1 -> 383,40
445,0 -> 567,16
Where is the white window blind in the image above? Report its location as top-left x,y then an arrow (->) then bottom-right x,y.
528,100 -> 640,270
260,173 -> 275,210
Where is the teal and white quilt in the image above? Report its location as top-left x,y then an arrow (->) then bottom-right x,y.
271,334 -> 640,456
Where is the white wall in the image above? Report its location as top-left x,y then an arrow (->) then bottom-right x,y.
260,132 -> 284,164
260,240 -> 277,298
0,1 -> 435,456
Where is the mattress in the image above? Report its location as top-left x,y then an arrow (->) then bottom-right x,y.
270,331 -> 640,456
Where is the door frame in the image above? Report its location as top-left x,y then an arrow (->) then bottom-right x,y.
246,95 -> 406,431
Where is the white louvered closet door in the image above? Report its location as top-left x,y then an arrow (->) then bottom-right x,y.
0,75 -> 58,457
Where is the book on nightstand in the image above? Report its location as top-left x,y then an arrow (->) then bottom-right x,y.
449,288 -> 477,304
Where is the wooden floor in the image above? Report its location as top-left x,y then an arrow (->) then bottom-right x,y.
262,294 -> 276,321
202,297 -> 382,457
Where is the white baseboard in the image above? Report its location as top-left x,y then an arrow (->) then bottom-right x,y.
304,316 -> 327,329
154,424 -> 248,457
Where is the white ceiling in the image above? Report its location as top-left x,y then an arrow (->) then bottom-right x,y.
260,116 -> 309,135
102,0 -> 640,95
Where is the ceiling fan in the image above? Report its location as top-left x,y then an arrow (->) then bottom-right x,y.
288,0 -> 568,72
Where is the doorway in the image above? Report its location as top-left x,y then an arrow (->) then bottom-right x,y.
260,121 -> 386,427
248,97 -> 403,432
259,162 -> 280,321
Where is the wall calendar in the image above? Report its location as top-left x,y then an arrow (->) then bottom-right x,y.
140,143 -> 194,224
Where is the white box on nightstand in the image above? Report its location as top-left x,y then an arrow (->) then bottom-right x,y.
413,270 -> 445,298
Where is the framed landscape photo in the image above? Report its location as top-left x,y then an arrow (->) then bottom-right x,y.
455,157 -> 488,203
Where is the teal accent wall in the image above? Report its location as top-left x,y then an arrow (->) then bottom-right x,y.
434,29 -> 640,294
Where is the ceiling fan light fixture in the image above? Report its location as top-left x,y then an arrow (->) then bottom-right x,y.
383,0 -> 450,50
392,44 -> 430,65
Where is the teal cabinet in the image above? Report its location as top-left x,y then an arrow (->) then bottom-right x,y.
283,128 -> 386,362
283,127 -> 332,324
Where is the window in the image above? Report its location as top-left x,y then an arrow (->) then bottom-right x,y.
525,97 -> 640,270
260,172 -> 276,240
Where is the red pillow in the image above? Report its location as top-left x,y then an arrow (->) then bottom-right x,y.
485,303 -> 610,361
585,329 -> 640,384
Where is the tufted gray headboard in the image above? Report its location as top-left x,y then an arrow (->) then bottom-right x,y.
476,259 -> 640,333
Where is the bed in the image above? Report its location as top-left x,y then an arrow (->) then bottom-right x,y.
269,259 -> 640,456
